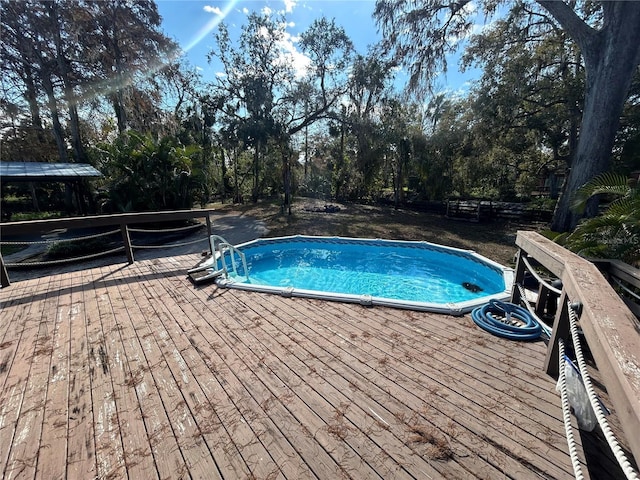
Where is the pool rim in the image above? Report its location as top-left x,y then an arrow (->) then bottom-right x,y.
215,235 -> 514,315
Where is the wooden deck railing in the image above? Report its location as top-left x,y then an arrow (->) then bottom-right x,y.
592,259 -> 640,320
511,231 -> 640,468
0,209 -> 214,288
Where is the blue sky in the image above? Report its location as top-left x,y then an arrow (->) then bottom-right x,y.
156,0 -> 483,96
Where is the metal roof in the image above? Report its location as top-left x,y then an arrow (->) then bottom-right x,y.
0,162 -> 102,181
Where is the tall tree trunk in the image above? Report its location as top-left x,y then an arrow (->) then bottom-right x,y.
283,148 -> 292,214
67,104 -> 87,162
41,75 -> 68,162
113,87 -> 128,133
544,2 -> 640,231
336,113 -> 346,200
112,40 -> 128,133
252,141 -> 260,203
304,123 -> 309,179
23,64 -> 43,135
234,146 -> 240,203
394,144 -> 406,210
220,148 -> 229,197
46,0 -> 87,163
110,94 -> 127,134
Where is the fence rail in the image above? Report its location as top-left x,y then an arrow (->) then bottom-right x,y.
511,231 -> 640,474
0,209 -> 214,288
444,199 -> 553,222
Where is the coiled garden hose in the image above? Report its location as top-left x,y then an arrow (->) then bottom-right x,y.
471,299 -> 543,341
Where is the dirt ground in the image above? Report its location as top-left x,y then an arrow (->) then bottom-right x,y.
212,197 -> 546,267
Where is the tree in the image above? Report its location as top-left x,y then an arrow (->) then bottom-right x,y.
43,0 -> 89,162
347,53 -> 396,197
1,0 -> 71,161
289,17 -> 354,135
0,3 -> 44,136
374,0 -> 640,231
94,131 -> 198,212
209,13 -> 290,202
463,5 -> 585,199
85,0 -> 177,134
209,13 -> 355,206
378,98 -> 421,208
282,17 -> 354,209
423,98 -> 473,199
1,0 -> 178,166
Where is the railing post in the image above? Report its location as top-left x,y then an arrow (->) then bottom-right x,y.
544,290 -> 571,378
205,214 -> 213,255
0,253 -> 10,288
536,283 -> 560,320
120,224 -> 134,264
510,249 -> 527,305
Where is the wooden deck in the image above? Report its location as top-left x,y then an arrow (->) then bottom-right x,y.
0,253 -> 629,479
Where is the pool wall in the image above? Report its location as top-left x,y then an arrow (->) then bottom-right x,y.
214,235 -> 514,315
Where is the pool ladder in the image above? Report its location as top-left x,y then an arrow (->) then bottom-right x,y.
187,235 -> 249,283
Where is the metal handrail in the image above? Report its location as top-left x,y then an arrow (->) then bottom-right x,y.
187,235 -> 249,282
219,242 -> 249,280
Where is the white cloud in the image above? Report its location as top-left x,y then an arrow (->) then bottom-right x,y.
215,71 -> 227,78
283,0 -> 297,13
262,6 -> 273,16
277,30 -> 311,79
242,7 -> 249,14
474,18 -> 498,35
463,1 -> 478,15
434,85 -> 468,101
258,25 -> 270,39
203,5 -> 223,15
442,1 -> 489,45
447,20 -> 489,45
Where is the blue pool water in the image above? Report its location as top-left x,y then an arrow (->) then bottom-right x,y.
218,236 -> 512,314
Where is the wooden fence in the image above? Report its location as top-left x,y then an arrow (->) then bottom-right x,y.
444,199 -> 553,222
0,209 -> 214,288
378,198 -> 554,222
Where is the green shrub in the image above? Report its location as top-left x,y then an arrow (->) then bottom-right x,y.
10,211 -> 64,221
45,238 -> 111,260
1,244 -> 26,256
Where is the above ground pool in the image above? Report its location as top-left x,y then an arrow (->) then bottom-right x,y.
198,235 -> 513,315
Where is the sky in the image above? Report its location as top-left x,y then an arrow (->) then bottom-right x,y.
156,0 -> 484,96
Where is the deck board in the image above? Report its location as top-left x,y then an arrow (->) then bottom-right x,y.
158,272 -> 362,479
107,264 -> 207,480
4,272 -> 61,480
36,267 -> 73,480
151,282 -> 327,479
0,253 -> 632,479
205,288 -> 422,479
104,265 -> 162,480
66,268 -> 96,479
239,293 -> 563,479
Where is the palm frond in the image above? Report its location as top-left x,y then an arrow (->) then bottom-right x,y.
571,172 -> 630,213
562,171 -> 640,264
605,198 -> 640,220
